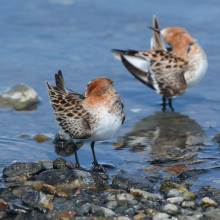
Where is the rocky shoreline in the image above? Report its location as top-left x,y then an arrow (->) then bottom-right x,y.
0,159 -> 220,220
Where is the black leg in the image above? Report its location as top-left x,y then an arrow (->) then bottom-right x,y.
162,97 -> 166,112
91,142 -> 105,173
73,142 -> 80,168
168,98 -> 174,112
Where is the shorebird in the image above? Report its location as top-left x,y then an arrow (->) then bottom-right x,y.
46,70 -> 125,172
112,15 -> 208,111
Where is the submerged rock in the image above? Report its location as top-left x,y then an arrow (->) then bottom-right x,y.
33,134 -> 52,144
12,185 -> 34,198
21,191 -> 53,213
177,169 -> 207,179
3,162 -> 45,178
36,169 -> 106,190
112,173 -> 153,192
197,186 -> 220,199
0,84 -> 39,109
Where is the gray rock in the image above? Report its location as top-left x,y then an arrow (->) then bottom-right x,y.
141,191 -> 164,201
197,185 -> 220,199
141,199 -> 162,211
117,193 -> 134,201
181,201 -> 196,210
93,207 -> 116,217
166,197 -> 183,204
203,208 -> 220,219
78,203 -> 92,215
112,173 -> 153,192
152,212 -> 170,220
127,199 -> 138,206
36,169 -> 105,189
0,211 -> 7,218
164,189 -> 182,198
21,190 -> 53,213
177,169 -> 207,179
54,131 -> 72,143
76,198 -> 91,208
124,207 -> 135,216
114,205 -> 128,214
3,162 -> 45,178
0,83 -> 39,109
14,213 -> 30,220
105,201 -> 117,210
162,203 -> 181,215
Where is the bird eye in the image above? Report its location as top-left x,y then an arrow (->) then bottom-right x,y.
187,42 -> 195,53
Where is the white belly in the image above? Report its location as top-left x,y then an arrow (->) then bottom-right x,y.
185,51 -> 208,88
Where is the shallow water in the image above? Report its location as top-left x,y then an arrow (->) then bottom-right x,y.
0,0 -> 220,192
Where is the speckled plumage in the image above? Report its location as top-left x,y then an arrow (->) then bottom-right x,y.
46,70 -> 125,172
112,15 -> 208,99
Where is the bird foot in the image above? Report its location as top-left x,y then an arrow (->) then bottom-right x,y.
91,163 -> 106,173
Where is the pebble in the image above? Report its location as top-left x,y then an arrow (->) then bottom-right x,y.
12,185 -> 34,198
133,213 -> 146,220
112,173 -> 153,192
78,203 -> 92,215
117,216 -> 130,220
200,197 -> 218,207
54,210 -> 76,219
152,212 -> 170,220
0,83 -> 39,109
3,162 -> 45,178
181,200 -> 197,210
162,203 -> 181,215
33,134 -> 52,143
166,196 -> 183,204
164,189 -> 182,198
21,190 -> 53,213
0,199 -> 10,210
93,207 -> 116,217
105,201 -> 117,209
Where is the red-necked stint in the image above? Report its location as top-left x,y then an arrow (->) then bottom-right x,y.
112,15 -> 208,111
46,70 -> 125,172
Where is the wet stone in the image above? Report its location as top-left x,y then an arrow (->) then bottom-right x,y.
66,161 -> 77,169
36,169 -> 106,190
3,162 -> 45,178
54,210 -> 76,219
33,134 -> 52,144
166,196 -> 183,205
160,182 -> 187,194
117,216 -> 130,220
53,158 -> 67,169
54,130 -> 72,143
201,197 -> 218,207
12,185 -> 34,198
105,201 -> 117,210
152,212 -> 170,220
203,208 -> 220,219
6,209 -> 27,214
127,199 -> 138,206
113,204 -> 128,214
182,191 -> 196,200
133,213 -> 146,220
164,189 -> 182,198
0,199 -> 10,210
0,83 -> 39,109
177,169 -> 207,179
181,200 -> 196,210
162,203 -> 181,215
78,203 -> 92,215
21,190 -> 53,213
112,173 -> 153,192
14,213 -> 30,220
42,184 -> 68,197
5,174 -> 27,183
0,211 -> 7,218
141,199 -> 162,211
93,207 -> 116,217
124,207 -> 135,216
12,203 -> 32,211
197,185 -> 220,199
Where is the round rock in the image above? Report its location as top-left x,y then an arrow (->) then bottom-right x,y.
112,173 -> 153,192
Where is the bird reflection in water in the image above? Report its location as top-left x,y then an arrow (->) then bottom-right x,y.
113,111 -> 210,160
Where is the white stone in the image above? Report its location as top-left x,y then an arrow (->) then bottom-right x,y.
162,203 -> 181,215
117,193 -> 134,201
181,201 -> 196,210
166,197 -> 183,204
201,197 -> 217,207
117,216 -> 131,220
153,212 -> 170,220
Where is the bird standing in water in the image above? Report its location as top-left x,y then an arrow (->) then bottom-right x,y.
112,15 -> 208,111
46,70 -> 125,172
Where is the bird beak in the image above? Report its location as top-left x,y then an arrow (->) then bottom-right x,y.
148,26 -> 161,33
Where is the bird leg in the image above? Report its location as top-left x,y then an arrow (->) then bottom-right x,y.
73,142 -> 80,168
91,142 -> 105,173
168,98 -> 174,112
